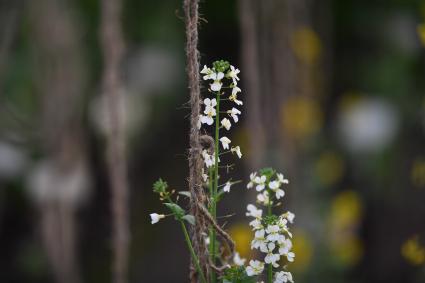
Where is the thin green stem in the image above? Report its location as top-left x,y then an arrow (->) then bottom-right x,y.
267,194 -> 273,283
180,221 -> 207,283
210,91 -> 221,283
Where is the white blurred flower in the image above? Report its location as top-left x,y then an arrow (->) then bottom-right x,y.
231,146 -> 242,158
223,181 -> 232,193
219,136 -> 231,150
277,173 -> 289,184
257,191 -> 270,205
227,65 -> 240,85
228,107 -> 241,123
202,150 -> 214,168
233,252 -> 246,266
221,118 -> 231,130
246,204 -> 263,218
210,72 -> 224,92
246,260 -> 264,276
150,213 -> 165,224
247,172 -> 257,189
338,98 -> 399,153
274,271 -> 293,283
254,175 -> 267,192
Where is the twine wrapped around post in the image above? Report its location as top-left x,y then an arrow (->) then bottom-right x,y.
183,0 -> 210,281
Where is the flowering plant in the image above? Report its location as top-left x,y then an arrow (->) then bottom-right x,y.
150,60 -> 295,283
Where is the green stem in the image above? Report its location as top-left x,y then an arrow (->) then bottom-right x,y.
180,221 -> 207,283
211,91 -> 221,283
267,196 -> 273,283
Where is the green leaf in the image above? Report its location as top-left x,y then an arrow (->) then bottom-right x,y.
178,191 -> 191,198
182,214 -> 195,225
164,203 -> 185,218
222,266 -> 256,283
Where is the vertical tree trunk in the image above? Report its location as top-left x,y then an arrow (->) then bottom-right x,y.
100,1 -> 129,283
29,1 -> 88,283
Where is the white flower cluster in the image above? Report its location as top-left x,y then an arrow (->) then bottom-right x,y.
198,61 -> 243,192
243,170 -> 295,283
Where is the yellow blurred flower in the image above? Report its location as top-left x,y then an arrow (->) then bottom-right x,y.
331,236 -> 364,266
281,97 -> 323,141
229,223 -> 253,258
291,27 -> 322,65
328,190 -> 364,266
290,229 -> 313,272
417,23 -> 425,47
411,159 -> 425,188
330,190 -> 363,229
401,235 -> 425,266
315,151 -> 345,187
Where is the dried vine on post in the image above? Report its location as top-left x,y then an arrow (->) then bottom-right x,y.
183,0 -> 210,281
100,1 -> 129,283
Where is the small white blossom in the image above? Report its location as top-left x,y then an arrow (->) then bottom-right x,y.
150,213 -> 165,224
246,204 -> 263,218
257,191 -> 270,205
223,181 -> 232,193
266,225 -> 283,242
246,260 -> 264,276
221,118 -> 231,130
264,242 -> 280,267
247,172 -> 257,189
231,146 -> 242,158
233,252 -> 246,266
284,211 -> 295,223
278,238 -> 292,256
251,229 -> 268,251
219,136 -> 231,150
200,115 -> 214,126
269,180 -> 285,199
274,271 -> 293,283
202,150 -> 214,168
277,173 -> 289,184
227,107 -> 241,123
286,251 -> 295,262
210,72 -> 224,92
249,218 -> 263,230
254,175 -> 267,191
227,65 -> 240,85
229,91 -> 243,106
201,65 -> 214,80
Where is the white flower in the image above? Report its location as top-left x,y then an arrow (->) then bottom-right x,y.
202,150 -> 214,168
249,218 -> 263,230
274,271 -> 293,283
227,65 -> 240,85
201,65 -> 214,80
254,175 -> 267,191
150,213 -> 165,224
231,146 -> 242,158
219,136 -> 231,150
277,173 -> 289,184
286,251 -> 295,262
278,238 -> 292,256
247,172 -> 257,189
275,189 -> 285,199
266,225 -> 283,242
284,211 -> 295,223
210,72 -> 224,91
233,252 -> 246,266
257,191 -> 270,205
264,242 -> 280,267
227,107 -> 241,123
246,204 -> 263,218
229,85 -> 242,105
246,260 -> 264,276
200,115 -> 214,126
251,229 -> 268,251
201,168 -> 209,183
221,118 -> 231,130
269,180 -> 280,190
203,98 -> 217,114
223,181 -> 232,193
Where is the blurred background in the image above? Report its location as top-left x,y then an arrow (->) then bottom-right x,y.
0,0 -> 425,282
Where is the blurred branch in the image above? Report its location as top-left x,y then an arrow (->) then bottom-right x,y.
100,1 -> 129,283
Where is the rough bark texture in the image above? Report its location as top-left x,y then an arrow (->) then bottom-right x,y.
100,1 -> 129,283
183,0 -> 209,281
